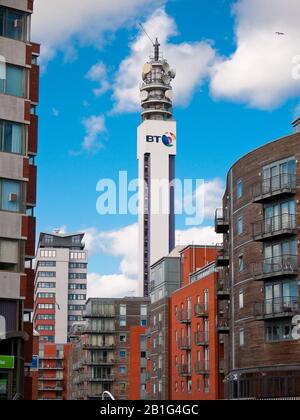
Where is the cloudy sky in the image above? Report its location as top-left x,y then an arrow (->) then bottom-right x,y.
32,0 -> 300,298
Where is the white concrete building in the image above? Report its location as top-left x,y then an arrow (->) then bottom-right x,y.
34,232 -> 88,344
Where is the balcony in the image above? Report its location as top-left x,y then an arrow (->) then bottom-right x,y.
215,208 -> 229,234
178,364 -> 192,377
38,386 -> 63,392
83,343 -> 116,350
85,359 -> 115,366
216,246 -> 229,268
194,303 -> 209,318
254,297 -> 299,320
88,375 -> 115,382
252,214 -> 297,241
217,319 -> 230,334
39,366 -> 64,371
195,360 -> 209,374
252,255 -> 298,281
195,331 -> 209,346
252,173 -> 296,203
178,309 -> 191,324
178,336 -> 191,350
217,277 -> 230,300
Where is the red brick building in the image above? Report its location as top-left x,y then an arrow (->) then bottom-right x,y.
169,247 -> 222,400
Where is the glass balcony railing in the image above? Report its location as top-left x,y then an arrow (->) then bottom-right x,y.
252,214 -> 297,240
254,296 -> 299,319
252,255 -> 298,280
252,174 -> 296,202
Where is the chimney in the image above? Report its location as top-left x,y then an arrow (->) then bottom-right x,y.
292,116 -> 300,133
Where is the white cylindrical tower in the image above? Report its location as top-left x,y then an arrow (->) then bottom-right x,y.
137,39 -> 177,297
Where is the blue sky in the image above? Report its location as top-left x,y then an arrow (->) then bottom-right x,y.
32,0 -> 300,297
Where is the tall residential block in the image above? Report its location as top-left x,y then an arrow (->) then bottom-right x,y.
68,297 -> 150,400
215,120 -> 300,399
34,232 -> 88,345
0,0 -> 39,400
138,40 -> 177,297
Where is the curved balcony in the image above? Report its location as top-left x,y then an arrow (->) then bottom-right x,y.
252,255 -> 298,281
178,364 -> 192,377
254,297 -> 299,320
252,214 -> 297,241
252,173 -> 296,203
194,304 -> 209,318
178,309 -> 191,324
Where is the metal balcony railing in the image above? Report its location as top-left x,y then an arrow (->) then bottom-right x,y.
217,277 -> 230,300
178,309 -> 191,323
216,245 -> 230,268
178,364 -> 192,377
252,255 -> 298,280
215,208 -> 229,234
252,214 -> 297,241
254,296 -> 299,319
195,360 -> 209,374
195,331 -> 209,346
178,336 -> 191,350
194,303 -> 209,318
252,173 -> 296,202
217,318 -> 230,334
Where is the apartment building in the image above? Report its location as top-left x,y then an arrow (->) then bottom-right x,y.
68,297 -> 150,400
34,232 -> 88,344
147,247 -> 182,400
0,0 -> 39,400
215,118 -> 300,399
38,342 -> 71,401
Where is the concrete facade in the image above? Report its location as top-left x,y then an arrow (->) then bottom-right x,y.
0,0 -> 39,400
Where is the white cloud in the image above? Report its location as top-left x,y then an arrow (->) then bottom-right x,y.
210,0 -> 300,109
197,178 -> 225,220
32,0 -> 165,65
112,8 -> 216,113
88,273 -> 138,299
86,62 -> 110,97
176,226 -> 220,247
82,114 -> 106,152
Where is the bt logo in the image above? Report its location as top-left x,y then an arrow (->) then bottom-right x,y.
146,132 -> 176,147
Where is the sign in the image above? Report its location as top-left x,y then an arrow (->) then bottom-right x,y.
31,355 -> 39,370
146,132 -> 176,148
0,356 -> 15,369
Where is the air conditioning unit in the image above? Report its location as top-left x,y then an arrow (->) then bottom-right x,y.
14,19 -> 22,29
9,193 -> 18,203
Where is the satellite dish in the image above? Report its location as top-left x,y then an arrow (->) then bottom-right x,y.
169,68 -> 176,79
162,75 -> 171,85
165,90 -> 173,100
163,62 -> 170,73
140,91 -> 148,101
143,63 -> 152,75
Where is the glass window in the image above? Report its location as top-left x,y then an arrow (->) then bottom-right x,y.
120,334 -> 127,343
237,179 -> 243,199
140,304 -> 147,316
119,350 -> 126,358
5,65 -> 24,97
119,366 -> 126,374
237,216 -> 243,235
0,120 -> 24,155
239,290 -> 244,309
0,7 -> 26,41
239,328 -> 245,346
1,179 -> 21,212
239,255 -> 244,272
120,304 -> 127,316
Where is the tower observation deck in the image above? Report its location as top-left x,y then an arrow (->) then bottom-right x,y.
140,38 -> 176,121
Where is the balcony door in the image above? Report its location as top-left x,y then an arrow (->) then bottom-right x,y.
264,200 -> 296,233
263,158 -> 295,194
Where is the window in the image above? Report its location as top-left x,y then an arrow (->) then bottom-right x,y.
239,328 -> 245,347
175,382 -> 178,393
37,282 -> 56,289
239,290 -> 244,309
38,261 -> 56,268
119,350 -> 126,358
158,312 -> 162,322
72,235 -> 81,244
239,255 -> 244,272
0,64 -> 26,97
68,305 -> 85,311
38,271 -> 56,278
0,7 -> 26,41
237,216 -> 243,235
44,235 -> 53,244
140,304 -> 147,316
70,251 -> 86,260
37,314 -> 55,320
120,334 -> 127,343
0,120 -> 25,155
266,321 -> 293,342
119,318 -> 126,327
141,319 -> 147,327
119,366 -> 126,375
69,263 -> 87,269
69,273 -> 87,280
38,325 -> 54,331
0,179 -> 21,212
37,293 -> 55,299
68,294 -> 86,301
40,250 -> 56,258
120,304 -> 127,316
204,375 -> 209,393
69,284 -> 87,290
68,315 -> 82,322
37,303 -> 55,309
265,280 -> 298,315
153,315 -> 157,326
237,179 -> 243,199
